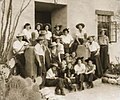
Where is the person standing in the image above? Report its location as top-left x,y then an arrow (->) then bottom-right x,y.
34,36 -> 46,88
87,36 -> 103,78
35,23 -> 43,38
13,33 -> 29,78
98,29 -> 109,73
61,28 -> 74,53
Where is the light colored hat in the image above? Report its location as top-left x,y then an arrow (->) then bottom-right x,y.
16,33 -> 25,37
51,42 -> 57,47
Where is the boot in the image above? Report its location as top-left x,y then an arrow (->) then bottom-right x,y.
60,89 -> 65,96
55,88 -> 60,95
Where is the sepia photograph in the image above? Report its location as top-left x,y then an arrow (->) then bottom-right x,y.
0,0 -> 120,100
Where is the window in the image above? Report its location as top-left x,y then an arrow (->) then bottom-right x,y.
96,10 -> 117,43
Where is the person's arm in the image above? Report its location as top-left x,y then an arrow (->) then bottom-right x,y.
95,42 -> 100,55
75,36 -> 81,45
86,65 -> 96,74
35,53 -> 42,67
69,35 -> 74,47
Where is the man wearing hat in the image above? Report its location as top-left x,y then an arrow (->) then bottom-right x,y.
34,36 -> 47,88
61,28 -> 74,53
85,58 -> 96,88
72,23 -> 87,52
13,33 -> 29,78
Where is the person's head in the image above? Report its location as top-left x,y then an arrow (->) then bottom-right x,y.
85,58 -> 93,66
71,52 -> 76,58
23,23 -> 31,30
100,29 -> 107,36
35,23 -> 43,30
44,23 -> 51,31
88,36 -> 94,43
67,63 -> 72,69
76,57 -> 84,65
56,37 -> 61,43
63,28 -> 69,36
76,23 -> 85,30
16,33 -> 24,41
54,24 -> 62,31
51,63 -> 58,71
36,36 -> 44,45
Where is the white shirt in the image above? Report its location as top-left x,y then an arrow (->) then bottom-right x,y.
61,34 -> 73,44
45,31 -> 52,40
74,63 -> 86,75
13,40 -> 28,54
22,29 -> 32,40
75,29 -> 86,39
88,41 -> 100,52
46,68 -> 55,79
57,43 -> 64,54
34,43 -> 45,56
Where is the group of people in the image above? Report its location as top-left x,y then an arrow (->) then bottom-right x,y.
12,22 -> 110,95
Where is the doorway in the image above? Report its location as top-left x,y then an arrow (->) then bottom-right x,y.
35,1 -> 67,31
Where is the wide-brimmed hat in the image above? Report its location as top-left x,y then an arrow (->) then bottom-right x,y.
76,23 -> 85,29
16,33 -> 25,38
54,24 -> 62,29
63,28 -> 69,33
44,23 -> 51,29
50,42 -> 57,47
85,58 -> 93,63
35,23 -> 43,29
76,57 -> 84,60
36,36 -> 44,42
51,63 -> 58,67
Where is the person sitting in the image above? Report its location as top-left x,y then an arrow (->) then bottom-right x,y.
52,24 -> 63,41
61,28 -> 74,53
70,52 -> 77,66
45,63 -> 65,95
64,63 -> 76,91
72,23 -> 87,52
74,57 -> 86,91
85,58 -> 96,89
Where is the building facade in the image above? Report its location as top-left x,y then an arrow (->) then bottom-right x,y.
3,0 -> 120,63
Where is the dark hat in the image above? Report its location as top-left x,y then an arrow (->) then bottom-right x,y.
36,36 -> 44,42
77,57 -> 84,60
44,23 -> 51,29
63,28 -> 69,33
54,24 -> 62,29
35,23 -> 43,29
76,23 -> 85,29
85,58 -> 93,63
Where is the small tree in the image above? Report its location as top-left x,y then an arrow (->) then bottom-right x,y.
0,0 -> 31,63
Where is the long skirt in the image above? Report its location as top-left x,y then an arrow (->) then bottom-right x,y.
15,53 -> 25,78
25,46 -> 37,78
90,52 -> 103,78
100,45 -> 109,73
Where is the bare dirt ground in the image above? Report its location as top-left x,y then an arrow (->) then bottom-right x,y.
50,79 -> 120,100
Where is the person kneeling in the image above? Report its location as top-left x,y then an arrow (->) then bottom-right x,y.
45,63 -> 65,95
85,58 -> 96,89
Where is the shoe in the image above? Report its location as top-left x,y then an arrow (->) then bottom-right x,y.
55,88 -> 60,95
61,89 -> 65,96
